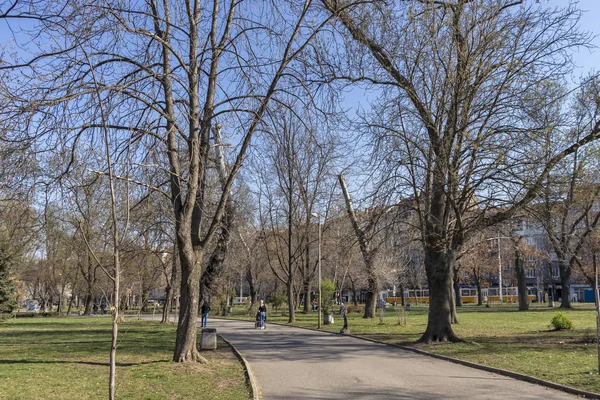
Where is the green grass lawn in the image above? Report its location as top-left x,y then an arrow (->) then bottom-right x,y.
0,316 -> 251,400
225,302 -> 600,394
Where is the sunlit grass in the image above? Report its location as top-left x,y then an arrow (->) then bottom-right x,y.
225,302 -> 600,393
0,317 -> 251,400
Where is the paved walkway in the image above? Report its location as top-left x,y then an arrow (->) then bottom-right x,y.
210,319 -> 580,400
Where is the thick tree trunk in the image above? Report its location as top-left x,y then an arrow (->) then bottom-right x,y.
559,262 -> 572,309
515,253 -> 529,311
419,248 -> 460,343
173,244 -> 206,363
475,278 -> 483,306
363,272 -> 378,318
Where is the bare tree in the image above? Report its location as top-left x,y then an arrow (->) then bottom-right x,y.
1,0 -> 331,362
320,0 -> 599,342
528,76 -> 600,309
338,174 -> 382,318
254,105 -> 338,322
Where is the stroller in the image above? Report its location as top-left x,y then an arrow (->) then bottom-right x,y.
255,311 -> 266,330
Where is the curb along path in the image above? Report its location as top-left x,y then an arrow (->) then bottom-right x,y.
210,319 -> 581,400
218,335 -> 261,400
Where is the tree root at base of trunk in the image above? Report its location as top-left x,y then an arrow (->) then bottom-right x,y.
417,331 -> 465,344
175,348 -> 208,363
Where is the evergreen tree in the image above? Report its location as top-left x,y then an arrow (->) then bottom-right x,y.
0,240 -> 17,316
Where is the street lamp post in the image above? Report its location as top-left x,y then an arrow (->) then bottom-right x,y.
487,234 -> 507,304
497,232 -> 503,304
312,212 -> 322,329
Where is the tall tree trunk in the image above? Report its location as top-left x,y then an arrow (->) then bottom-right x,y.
141,292 -> 149,312
339,175 -> 379,318
295,288 -> 301,310
594,253 -> 600,374
303,277 -> 311,313
302,238 -> 312,314
286,164 -> 296,323
57,291 -> 63,316
559,261 -> 572,309
400,284 -> 405,306
162,284 -> 172,322
286,274 -> 295,321
419,247 -> 460,343
84,279 -> 93,316
363,263 -> 378,319
247,267 -> 258,314
474,274 -> 483,306
67,294 -> 74,316
66,268 -> 79,317
173,239 -> 206,363
450,279 -> 458,324
515,251 -> 529,311
199,123 -> 235,309
350,278 -> 358,306
453,265 -> 462,307
162,246 -> 178,324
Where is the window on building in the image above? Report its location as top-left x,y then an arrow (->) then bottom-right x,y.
526,268 -> 536,278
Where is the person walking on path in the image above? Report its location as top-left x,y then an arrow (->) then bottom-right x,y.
258,300 -> 267,330
340,302 -> 348,332
201,302 -> 211,327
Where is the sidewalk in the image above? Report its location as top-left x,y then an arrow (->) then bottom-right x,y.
210,319 -> 581,400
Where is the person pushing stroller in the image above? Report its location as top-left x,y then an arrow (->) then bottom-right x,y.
255,300 -> 267,330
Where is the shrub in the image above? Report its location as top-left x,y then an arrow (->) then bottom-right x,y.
550,312 -> 574,330
268,292 -> 286,313
346,305 -> 363,314
320,278 -> 336,314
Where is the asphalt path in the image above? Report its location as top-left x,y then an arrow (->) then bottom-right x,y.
210,318 -> 580,400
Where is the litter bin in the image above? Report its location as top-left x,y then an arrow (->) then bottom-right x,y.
405,304 -> 411,311
200,328 -> 217,350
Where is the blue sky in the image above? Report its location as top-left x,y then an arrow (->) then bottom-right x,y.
555,0 -> 600,75
1,1 -> 598,74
